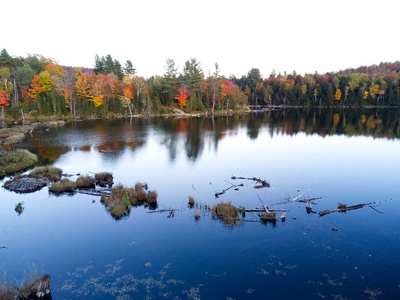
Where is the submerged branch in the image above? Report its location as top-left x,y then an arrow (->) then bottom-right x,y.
231,175 -> 270,188
319,202 -> 375,217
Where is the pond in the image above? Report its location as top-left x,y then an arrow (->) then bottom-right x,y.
1,108 -> 400,299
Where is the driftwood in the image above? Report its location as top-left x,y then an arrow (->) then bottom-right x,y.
274,197 -> 322,205
319,202 -> 375,217
245,208 -> 287,212
215,183 -> 244,198
231,176 -> 270,188
147,208 -> 176,218
76,189 -> 111,197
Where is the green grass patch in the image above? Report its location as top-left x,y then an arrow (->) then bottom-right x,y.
0,149 -> 38,176
49,179 -> 77,194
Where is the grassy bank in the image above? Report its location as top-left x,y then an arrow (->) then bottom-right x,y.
0,149 -> 38,178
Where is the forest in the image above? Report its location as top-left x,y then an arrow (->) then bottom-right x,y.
0,48 -> 399,120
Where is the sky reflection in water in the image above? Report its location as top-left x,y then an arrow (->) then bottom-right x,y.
1,109 -> 400,299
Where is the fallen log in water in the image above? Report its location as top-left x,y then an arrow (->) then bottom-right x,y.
215,183 -> 244,198
231,175 -> 270,188
319,202 -> 375,216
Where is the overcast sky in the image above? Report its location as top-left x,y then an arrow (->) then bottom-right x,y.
3,0 -> 399,78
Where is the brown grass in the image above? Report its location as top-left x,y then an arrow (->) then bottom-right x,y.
29,166 -> 62,181
0,149 -> 38,176
76,175 -> 95,189
95,172 -> 113,187
49,179 -> 77,194
211,201 -> 242,226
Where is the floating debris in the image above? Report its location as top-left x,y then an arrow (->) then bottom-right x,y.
231,175 -> 270,188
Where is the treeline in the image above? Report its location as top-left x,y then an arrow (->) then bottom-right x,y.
0,50 -> 248,119
232,62 -> 400,107
0,48 -> 399,120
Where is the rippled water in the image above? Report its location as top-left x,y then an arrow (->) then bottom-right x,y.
1,109 -> 400,299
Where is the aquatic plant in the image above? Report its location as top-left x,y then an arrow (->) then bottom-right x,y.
76,175 -> 95,189
101,183 -> 158,219
147,191 -> 158,205
29,166 -> 62,181
15,202 -> 24,215
211,201 -> 242,226
100,184 -> 135,219
188,196 -> 195,208
95,172 -> 113,187
49,179 -> 77,194
338,203 -> 347,209
135,182 -> 147,201
0,149 -> 38,177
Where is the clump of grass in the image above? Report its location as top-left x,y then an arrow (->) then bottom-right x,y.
101,183 -> 158,219
15,202 -> 24,215
29,166 -> 62,181
76,175 -> 95,189
260,211 -> 277,219
135,182 -> 147,201
194,211 -> 201,221
95,172 -> 113,187
338,203 -> 347,209
188,196 -> 195,208
212,201 -> 242,226
4,133 -> 25,145
147,191 -> 158,205
0,126 -> 31,139
43,120 -> 66,127
49,179 -> 76,194
0,149 -> 38,176
101,184 -> 135,219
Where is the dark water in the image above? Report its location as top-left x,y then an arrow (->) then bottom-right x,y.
1,109 -> 400,299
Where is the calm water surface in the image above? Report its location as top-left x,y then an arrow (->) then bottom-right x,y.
1,109 -> 400,299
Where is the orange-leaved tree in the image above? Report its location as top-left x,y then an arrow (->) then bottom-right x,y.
0,89 -> 10,120
175,88 -> 189,109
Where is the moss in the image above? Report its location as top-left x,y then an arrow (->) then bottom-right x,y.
212,201 -> 242,226
29,166 -> 62,181
76,175 -> 95,189
49,179 -> 77,194
0,149 -> 38,175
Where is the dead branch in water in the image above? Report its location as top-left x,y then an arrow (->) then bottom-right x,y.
231,176 -> 270,188
273,197 -> 322,205
319,202 -> 375,216
215,183 -> 244,198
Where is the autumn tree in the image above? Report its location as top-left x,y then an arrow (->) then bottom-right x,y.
0,89 -> 9,120
175,88 -> 189,109
334,89 -> 342,100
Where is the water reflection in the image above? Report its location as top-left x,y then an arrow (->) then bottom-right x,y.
20,108 -> 400,165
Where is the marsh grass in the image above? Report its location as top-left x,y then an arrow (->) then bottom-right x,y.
101,183 -> 158,219
212,201 -> 242,226
76,176 -> 95,189
0,266 -> 41,299
95,172 -> 113,187
4,133 -> 25,145
29,166 -> 62,181
188,196 -> 195,208
49,179 -> 77,194
15,202 -> 24,215
0,126 -> 31,139
0,149 -> 38,177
